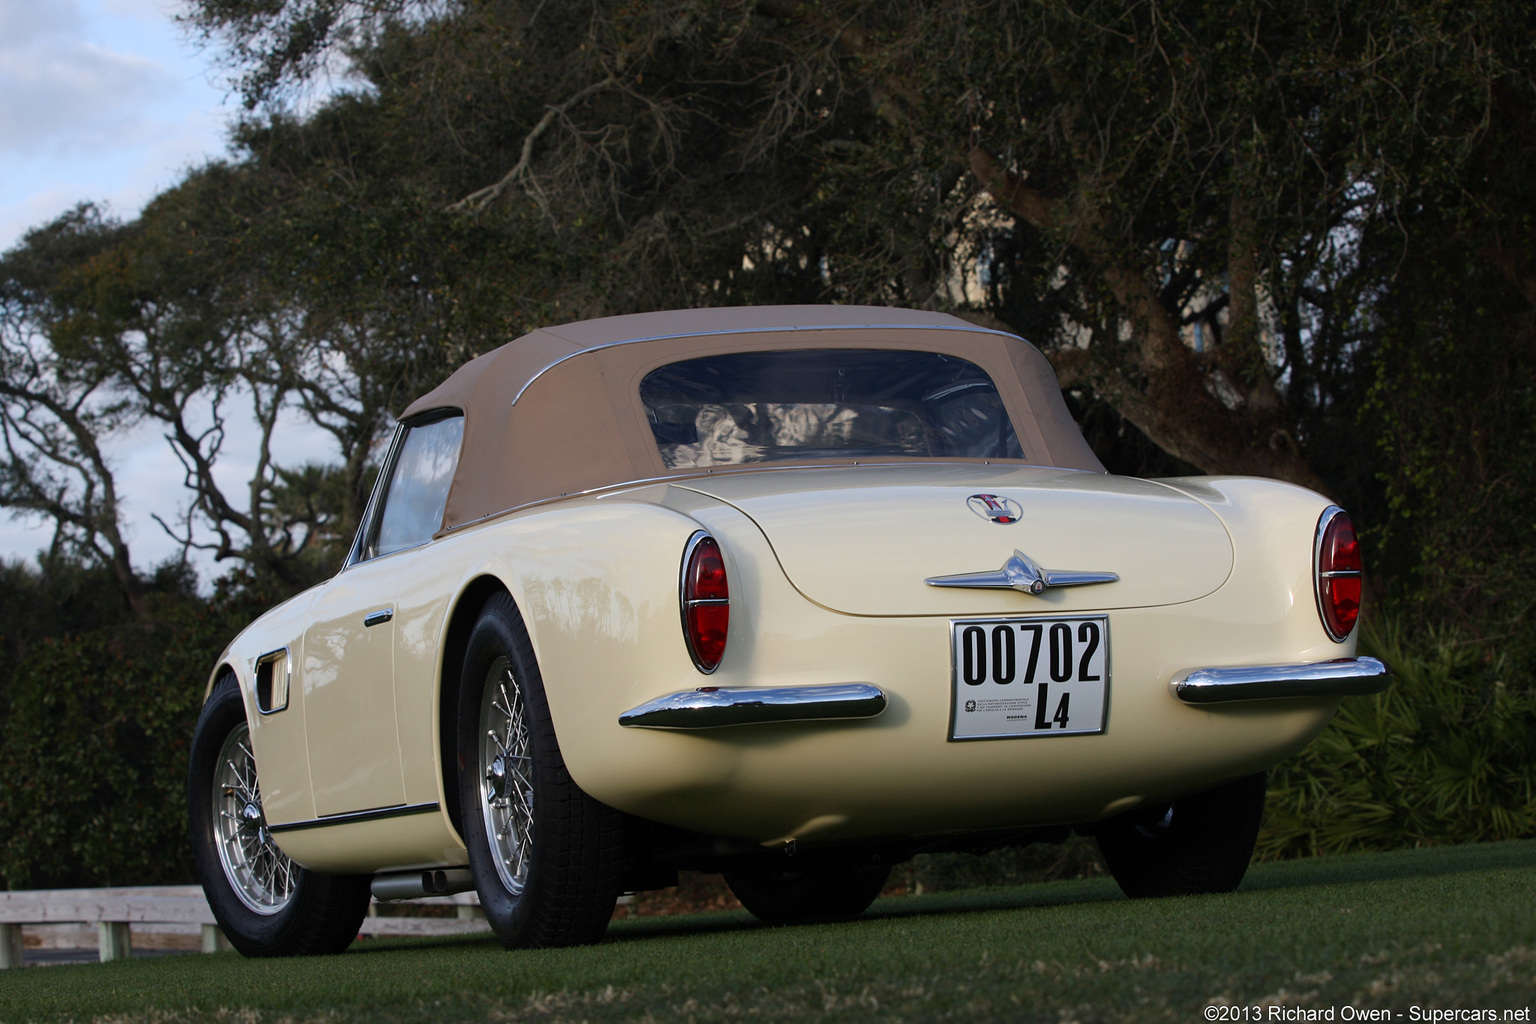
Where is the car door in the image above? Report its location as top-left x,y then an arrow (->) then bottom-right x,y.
303,557 -> 405,817
302,412 -> 466,817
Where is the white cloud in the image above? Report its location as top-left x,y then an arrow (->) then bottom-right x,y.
0,515 -> 54,568
0,0 -> 81,44
0,43 -> 168,155
0,0 -> 177,158
0,0 -> 231,253
101,0 -> 182,19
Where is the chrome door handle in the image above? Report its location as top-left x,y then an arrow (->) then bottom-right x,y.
363,609 -> 394,627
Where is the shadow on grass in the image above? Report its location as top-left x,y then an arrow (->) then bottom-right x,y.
339,878 -> 1125,958
338,838 -> 1536,959
1240,838 -> 1536,892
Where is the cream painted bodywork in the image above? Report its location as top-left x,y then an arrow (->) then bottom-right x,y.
211,466 -> 1352,874
678,466 -> 1235,614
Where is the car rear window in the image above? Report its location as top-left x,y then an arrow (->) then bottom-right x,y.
639,350 -> 1025,469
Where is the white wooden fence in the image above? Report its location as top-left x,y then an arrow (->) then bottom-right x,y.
0,886 -> 490,968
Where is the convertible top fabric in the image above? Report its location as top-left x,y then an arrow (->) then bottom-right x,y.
400,305 -> 1105,533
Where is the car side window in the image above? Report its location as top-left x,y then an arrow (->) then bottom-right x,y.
373,414 -> 465,557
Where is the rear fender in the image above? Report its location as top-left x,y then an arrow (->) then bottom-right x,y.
435,494 -> 723,808
1151,476 -> 1356,659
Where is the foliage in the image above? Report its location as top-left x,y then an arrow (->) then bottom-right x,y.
0,578 -> 274,889
157,0 -> 1536,609
0,188 -> 408,594
182,0 -> 1536,491
1358,173 -> 1536,633
0,557 -> 147,707
1259,611 -> 1536,859
0,209 -> 161,613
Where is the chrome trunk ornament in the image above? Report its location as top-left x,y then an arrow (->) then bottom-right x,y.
925,550 -> 1118,596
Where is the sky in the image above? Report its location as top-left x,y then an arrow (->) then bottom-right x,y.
0,0 -> 227,254
0,0 -> 338,579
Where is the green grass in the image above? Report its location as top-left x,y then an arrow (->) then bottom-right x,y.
4,841 -> 1534,1023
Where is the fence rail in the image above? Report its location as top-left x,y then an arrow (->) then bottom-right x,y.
0,886 -> 488,968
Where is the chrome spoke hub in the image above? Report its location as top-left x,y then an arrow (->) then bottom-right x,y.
212,723 -> 296,915
479,657 -> 534,895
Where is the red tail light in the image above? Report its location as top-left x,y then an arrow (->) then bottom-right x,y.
1315,506 -> 1362,641
681,533 -> 729,672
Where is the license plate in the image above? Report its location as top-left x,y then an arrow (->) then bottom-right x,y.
948,615 -> 1110,741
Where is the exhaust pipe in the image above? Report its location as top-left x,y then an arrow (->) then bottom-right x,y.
371,867 -> 476,901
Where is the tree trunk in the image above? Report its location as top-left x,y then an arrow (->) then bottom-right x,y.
968,146 -> 1330,495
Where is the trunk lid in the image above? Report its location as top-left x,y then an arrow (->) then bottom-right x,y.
677,465 -> 1232,615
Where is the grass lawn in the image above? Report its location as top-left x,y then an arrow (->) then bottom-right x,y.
3,841 -> 1533,1023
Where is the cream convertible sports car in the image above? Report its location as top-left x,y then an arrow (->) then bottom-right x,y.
189,305 -> 1390,955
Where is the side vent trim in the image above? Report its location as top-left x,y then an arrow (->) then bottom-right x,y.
254,648 -> 291,715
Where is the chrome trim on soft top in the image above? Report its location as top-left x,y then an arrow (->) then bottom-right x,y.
618,683 -> 888,729
514,322 -> 1019,404
1171,657 -> 1392,704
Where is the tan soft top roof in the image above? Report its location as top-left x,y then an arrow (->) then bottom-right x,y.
402,305 -> 1104,533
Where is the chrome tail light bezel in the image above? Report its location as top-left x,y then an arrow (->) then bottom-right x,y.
680,530 -> 729,673
1314,505 -> 1363,643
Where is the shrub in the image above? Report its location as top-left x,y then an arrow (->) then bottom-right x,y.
1258,609 -> 1536,859
0,597 -> 249,889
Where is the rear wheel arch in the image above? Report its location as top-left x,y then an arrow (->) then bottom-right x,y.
439,574 -> 516,839
455,590 -> 622,946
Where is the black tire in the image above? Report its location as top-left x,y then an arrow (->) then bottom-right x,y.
724,863 -> 891,923
188,675 -> 372,957
457,592 -> 622,948
1095,771 -> 1267,899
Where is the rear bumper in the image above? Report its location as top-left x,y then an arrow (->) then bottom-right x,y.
1171,656 -> 1392,704
620,656 -> 1392,727
618,683 -> 887,729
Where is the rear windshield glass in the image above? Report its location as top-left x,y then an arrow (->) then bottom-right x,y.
639,349 -> 1024,469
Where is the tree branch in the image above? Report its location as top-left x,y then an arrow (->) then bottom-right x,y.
447,76 -> 618,214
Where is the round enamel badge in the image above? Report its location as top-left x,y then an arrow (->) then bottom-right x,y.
967,493 -> 1022,524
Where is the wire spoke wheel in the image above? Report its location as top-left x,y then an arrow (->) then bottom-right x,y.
190,675 -> 371,957
479,656 -> 535,896
457,593 -> 620,948
211,722 -> 296,915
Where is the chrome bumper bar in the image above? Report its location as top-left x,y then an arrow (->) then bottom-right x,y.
1172,656 -> 1392,704
619,683 -> 887,730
